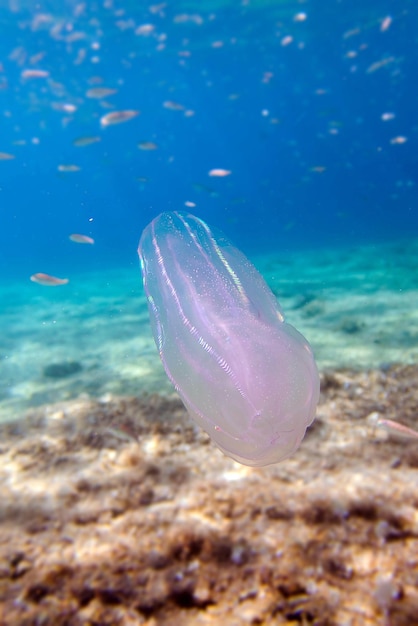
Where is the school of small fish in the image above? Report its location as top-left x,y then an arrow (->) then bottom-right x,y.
0,4 -> 409,289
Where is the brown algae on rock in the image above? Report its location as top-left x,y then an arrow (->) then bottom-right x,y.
0,364 -> 417,624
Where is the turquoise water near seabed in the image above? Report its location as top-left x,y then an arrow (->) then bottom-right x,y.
1,235 -> 417,423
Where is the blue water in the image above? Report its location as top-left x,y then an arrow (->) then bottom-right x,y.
1,5 -> 417,620
0,0 -> 418,419
0,0 -> 417,280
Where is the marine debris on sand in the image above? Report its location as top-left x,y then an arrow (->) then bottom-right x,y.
0,365 -> 417,625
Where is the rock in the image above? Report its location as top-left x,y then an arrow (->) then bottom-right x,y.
43,361 -> 83,379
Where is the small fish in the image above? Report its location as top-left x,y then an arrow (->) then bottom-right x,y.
58,164 -> 81,172
52,102 -> 77,114
29,51 -> 46,65
86,87 -> 117,99
0,152 -> 15,160
73,135 -> 101,147
208,168 -> 231,177
184,201 -> 196,207
380,16 -> 392,32
381,112 -> 395,121
390,136 -> 407,145
137,141 -> 158,150
262,72 -> 273,84
30,273 -> 69,286
149,3 -> 166,15
69,234 -> 94,244
21,69 -> 49,79
100,110 -> 140,127
310,166 -> 326,173
135,23 -> 155,36
343,28 -> 361,39
173,13 -> 203,25
281,35 -> 293,46
163,100 -> 185,111
375,417 -> 418,440
366,56 -> 395,74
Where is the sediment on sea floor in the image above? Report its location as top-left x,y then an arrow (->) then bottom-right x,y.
0,364 -> 417,625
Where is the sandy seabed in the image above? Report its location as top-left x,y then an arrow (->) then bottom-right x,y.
0,236 -> 418,624
0,364 -> 417,626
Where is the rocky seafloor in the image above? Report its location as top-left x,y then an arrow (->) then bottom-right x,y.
0,364 -> 417,626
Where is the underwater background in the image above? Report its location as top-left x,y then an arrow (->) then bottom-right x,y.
1,0 -> 417,418
1,2 -> 418,625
